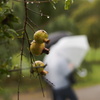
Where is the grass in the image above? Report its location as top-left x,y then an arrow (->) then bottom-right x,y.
73,48 -> 100,89
74,64 -> 100,89
86,48 -> 100,61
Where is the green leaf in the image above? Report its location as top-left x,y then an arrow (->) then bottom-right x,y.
0,7 -> 2,11
2,26 -> 15,38
12,16 -> 19,23
4,31 -> 14,38
7,14 -> 19,23
0,32 -> 4,38
64,0 -> 72,10
52,0 -> 73,10
6,29 -> 17,34
6,28 -> 18,37
0,68 -> 8,75
52,0 -> 59,4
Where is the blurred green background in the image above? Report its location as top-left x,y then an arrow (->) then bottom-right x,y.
0,0 -> 100,100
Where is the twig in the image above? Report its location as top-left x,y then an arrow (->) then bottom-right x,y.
8,65 -> 47,72
17,26 -> 25,100
17,0 -> 27,100
38,73 -> 45,97
14,0 -> 50,3
27,7 -> 49,18
16,0 -> 50,99
16,28 -> 24,32
26,22 -> 35,32
27,17 -> 39,29
27,7 -> 42,15
22,0 -> 36,78
9,67 -> 30,72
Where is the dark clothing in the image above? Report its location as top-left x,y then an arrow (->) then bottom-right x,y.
52,86 -> 78,100
68,71 -> 76,85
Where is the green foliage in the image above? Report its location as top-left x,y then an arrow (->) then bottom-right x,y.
0,56 -> 12,78
64,0 -> 73,10
71,0 -> 100,48
0,88 -> 12,100
52,0 -> 73,10
46,0 -> 100,48
52,0 -> 59,4
0,1 -> 19,39
73,48 -> 100,88
0,0 -> 20,77
74,64 -> 100,88
45,15 -> 78,33
12,53 -> 30,68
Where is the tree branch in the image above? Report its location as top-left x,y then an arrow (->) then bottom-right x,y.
27,7 -> 49,18
27,16 -> 39,29
14,0 -> 51,3
17,0 -> 27,100
26,22 -> 35,32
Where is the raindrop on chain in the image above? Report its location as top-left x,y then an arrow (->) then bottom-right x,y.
7,75 -> 10,78
41,13 -> 43,16
31,2 -> 34,4
9,57 -> 12,60
27,2 -> 29,4
38,1 -> 40,3
7,1 -> 9,4
1,1 -> 4,4
53,5 -> 56,10
72,0 -> 74,3
47,16 -> 50,19
39,10 -> 42,13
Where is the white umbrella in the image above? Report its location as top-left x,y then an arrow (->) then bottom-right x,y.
49,35 -> 90,68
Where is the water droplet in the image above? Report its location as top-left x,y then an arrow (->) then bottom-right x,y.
31,2 -> 34,4
41,13 -> 43,16
1,1 -> 4,4
6,1 -> 9,4
7,75 -> 10,78
47,16 -> 50,18
53,5 -> 56,10
27,2 -> 29,4
9,57 -> 12,60
54,7 -> 56,10
11,9 -> 14,12
40,10 -> 41,12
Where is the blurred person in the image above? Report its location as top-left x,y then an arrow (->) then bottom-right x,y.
43,35 -> 90,100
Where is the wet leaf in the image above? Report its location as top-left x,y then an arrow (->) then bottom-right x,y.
64,0 -> 72,10
52,0 -> 59,4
